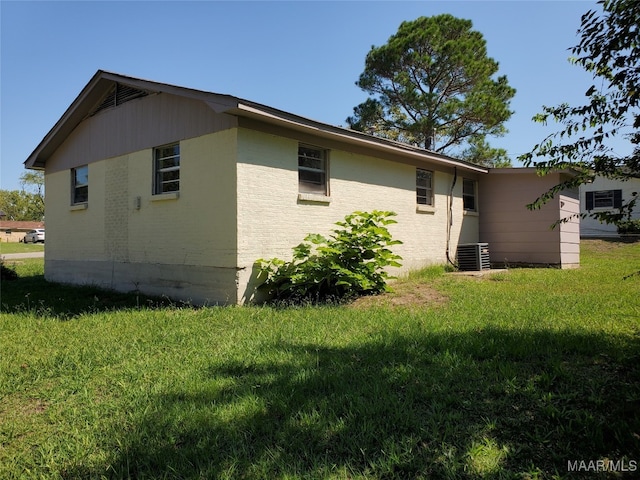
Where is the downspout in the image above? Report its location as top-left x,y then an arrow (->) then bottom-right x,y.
446,167 -> 457,267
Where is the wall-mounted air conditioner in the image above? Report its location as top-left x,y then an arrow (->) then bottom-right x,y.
456,243 -> 491,271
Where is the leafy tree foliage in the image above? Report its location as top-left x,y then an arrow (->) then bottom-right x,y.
0,171 -> 45,221
258,211 -> 402,304
20,171 -> 45,198
521,0 -> 639,226
0,190 -> 44,221
346,14 -> 515,167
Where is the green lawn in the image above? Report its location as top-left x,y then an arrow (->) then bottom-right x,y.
1,240 -> 638,479
0,241 -> 44,254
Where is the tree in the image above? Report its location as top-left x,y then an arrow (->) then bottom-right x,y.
0,170 -> 45,221
20,171 -> 44,199
346,14 -> 516,167
0,190 -> 44,221
460,135 -> 513,168
520,0 -> 639,227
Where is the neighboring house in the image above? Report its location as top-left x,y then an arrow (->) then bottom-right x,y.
0,220 -> 45,243
24,70 -> 580,304
579,175 -> 640,237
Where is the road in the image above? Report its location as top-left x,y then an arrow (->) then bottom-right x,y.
1,252 -> 45,259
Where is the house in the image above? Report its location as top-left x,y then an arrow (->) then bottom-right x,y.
579,175 -> 640,237
24,70 -> 580,304
0,220 -> 45,243
479,168 -> 580,268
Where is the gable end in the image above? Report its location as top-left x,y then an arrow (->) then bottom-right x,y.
91,83 -> 149,116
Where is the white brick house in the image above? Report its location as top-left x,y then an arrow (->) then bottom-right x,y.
24,71 -> 580,304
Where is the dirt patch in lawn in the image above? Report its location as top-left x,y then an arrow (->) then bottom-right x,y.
583,237 -> 639,253
348,281 -> 448,309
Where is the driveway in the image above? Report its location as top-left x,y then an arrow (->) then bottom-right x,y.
1,252 -> 45,259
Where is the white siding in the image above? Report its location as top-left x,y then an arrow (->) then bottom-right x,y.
579,176 -> 640,237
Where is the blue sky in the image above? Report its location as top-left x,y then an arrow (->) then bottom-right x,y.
1,0 -> 619,191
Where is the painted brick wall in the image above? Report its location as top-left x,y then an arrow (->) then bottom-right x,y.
45,163 -> 107,262
235,128 -> 477,301
44,130 -> 239,302
45,124 -> 480,304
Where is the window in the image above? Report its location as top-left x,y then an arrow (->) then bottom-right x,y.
585,189 -> 622,210
154,143 -> 180,194
298,144 -> 328,195
72,165 -> 88,204
416,169 -> 434,206
462,178 -> 477,211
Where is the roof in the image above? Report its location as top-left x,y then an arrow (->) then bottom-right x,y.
24,70 -> 488,174
0,220 -> 45,230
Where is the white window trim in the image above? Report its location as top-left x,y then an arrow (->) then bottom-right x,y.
297,192 -> 332,204
298,144 -> 329,197
593,190 -> 615,209
154,143 -> 180,195
416,168 -> 434,207
416,204 -> 436,214
151,192 -> 180,202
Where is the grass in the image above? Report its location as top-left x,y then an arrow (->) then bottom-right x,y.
0,241 -> 45,254
0,240 -> 639,479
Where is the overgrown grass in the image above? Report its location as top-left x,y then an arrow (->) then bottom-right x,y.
1,240 -> 638,479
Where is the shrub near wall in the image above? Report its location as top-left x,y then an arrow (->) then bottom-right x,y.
618,220 -> 640,235
258,211 -> 402,304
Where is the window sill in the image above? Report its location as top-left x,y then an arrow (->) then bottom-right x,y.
416,204 -> 436,214
70,203 -> 88,211
297,193 -> 332,204
152,192 -> 180,201
463,209 -> 479,217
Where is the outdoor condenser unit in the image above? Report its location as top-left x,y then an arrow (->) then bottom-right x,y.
456,243 -> 491,271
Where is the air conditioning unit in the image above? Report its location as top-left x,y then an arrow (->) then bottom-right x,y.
456,243 -> 491,271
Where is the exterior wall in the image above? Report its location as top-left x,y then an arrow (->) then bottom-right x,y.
235,127 -> 479,302
45,92 -> 237,174
44,130 -> 238,304
479,169 -> 580,268
579,176 -> 640,237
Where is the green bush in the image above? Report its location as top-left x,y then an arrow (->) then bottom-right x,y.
0,261 -> 18,281
258,211 -> 403,303
617,219 -> 640,234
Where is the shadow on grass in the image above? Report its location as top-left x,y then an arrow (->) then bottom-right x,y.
68,327 -> 640,479
0,270 -> 175,319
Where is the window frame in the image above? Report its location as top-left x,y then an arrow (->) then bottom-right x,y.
462,178 -> 477,212
586,189 -> 622,210
71,165 -> 89,205
416,168 -> 434,206
298,144 -> 329,196
153,142 -> 181,195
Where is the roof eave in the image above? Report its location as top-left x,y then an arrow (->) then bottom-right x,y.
229,102 -> 488,174
24,69 -> 488,175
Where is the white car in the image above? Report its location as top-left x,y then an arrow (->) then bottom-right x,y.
23,229 -> 45,243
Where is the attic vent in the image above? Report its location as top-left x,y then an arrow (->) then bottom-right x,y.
456,243 -> 491,271
91,83 -> 149,115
